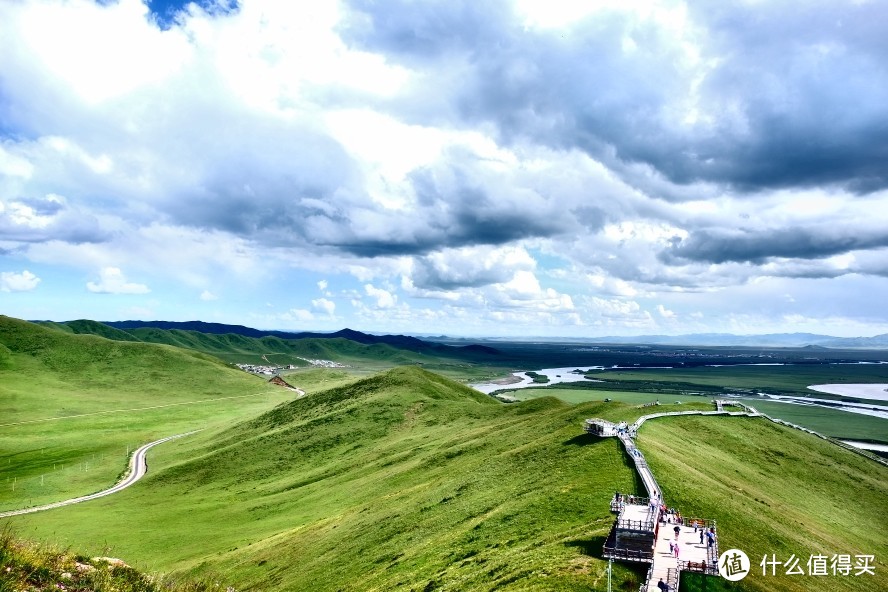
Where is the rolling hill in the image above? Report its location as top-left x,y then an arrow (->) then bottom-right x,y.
4,361 -> 886,591
2,316 -> 886,591
34,319 -> 504,369
0,316 -> 294,511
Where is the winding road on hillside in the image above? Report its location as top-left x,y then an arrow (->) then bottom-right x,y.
0,431 -> 198,518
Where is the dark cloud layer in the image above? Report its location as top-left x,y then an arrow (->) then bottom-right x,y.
342,0 -> 888,194
663,227 -> 888,265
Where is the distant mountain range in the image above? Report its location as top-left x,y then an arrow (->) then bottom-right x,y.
431,331 -> 888,349
576,332 -> 888,349
38,320 -> 888,350
99,320 -> 433,350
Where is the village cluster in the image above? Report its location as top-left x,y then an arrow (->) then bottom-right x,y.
236,357 -> 348,376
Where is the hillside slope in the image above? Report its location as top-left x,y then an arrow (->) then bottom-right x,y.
6,365 -> 886,591
0,316 -> 292,511
5,366 -> 645,590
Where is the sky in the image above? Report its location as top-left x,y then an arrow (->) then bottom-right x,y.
1,0 -> 887,338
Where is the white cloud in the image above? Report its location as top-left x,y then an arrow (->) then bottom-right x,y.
657,304 -> 676,319
312,297 -> 336,316
200,290 -> 217,301
86,267 -> 150,294
1,270 -> 40,292
364,284 -> 397,309
279,308 -> 315,323
0,0 -> 885,336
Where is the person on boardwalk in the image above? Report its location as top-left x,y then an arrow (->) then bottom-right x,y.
657,578 -> 669,591
699,529 -> 704,545
674,542 -> 680,558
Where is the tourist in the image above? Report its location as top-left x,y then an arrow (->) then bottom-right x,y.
657,578 -> 669,591
674,525 -> 680,539
674,542 -> 680,558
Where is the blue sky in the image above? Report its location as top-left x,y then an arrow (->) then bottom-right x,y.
2,0 -> 888,337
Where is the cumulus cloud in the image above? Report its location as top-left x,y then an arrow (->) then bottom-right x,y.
364,284 -> 397,309
1,270 -> 40,292
0,194 -> 110,245
312,297 -> 336,316
657,304 -> 676,319
86,267 -> 150,294
343,0 -> 888,193
1,0 -> 886,335
411,245 -> 535,291
200,290 -> 217,301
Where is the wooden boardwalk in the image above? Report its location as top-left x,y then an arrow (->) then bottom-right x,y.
589,401 -> 739,591
587,397 -> 887,590
645,519 -> 717,591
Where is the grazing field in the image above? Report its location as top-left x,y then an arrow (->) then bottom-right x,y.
587,364 -> 888,400
743,400 -> 888,442
510,386 -> 717,406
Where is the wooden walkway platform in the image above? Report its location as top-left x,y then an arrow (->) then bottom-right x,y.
588,401 -> 734,591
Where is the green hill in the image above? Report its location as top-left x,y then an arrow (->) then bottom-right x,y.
36,319 -> 435,367
0,316 -> 294,511
5,364 -> 886,591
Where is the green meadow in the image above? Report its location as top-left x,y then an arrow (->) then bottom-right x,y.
640,415 -> 887,592
585,364 -> 888,400
2,317 -> 887,591
505,370 -> 888,443
0,316 -> 293,510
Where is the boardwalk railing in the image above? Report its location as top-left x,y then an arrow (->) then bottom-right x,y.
681,517 -> 717,531
677,560 -> 719,576
603,545 -> 654,563
615,517 -> 657,531
666,567 -> 680,591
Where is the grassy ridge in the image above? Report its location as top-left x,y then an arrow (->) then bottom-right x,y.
6,367 -> 647,591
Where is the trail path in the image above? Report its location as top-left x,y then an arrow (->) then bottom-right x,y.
0,431 -> 198,518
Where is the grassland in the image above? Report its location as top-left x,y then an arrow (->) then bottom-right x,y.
586,364 -> 888,401
0,527 -> 221,592
0,316 -> 294,510
4,367 -> 650,591
506,373 -> 888,443
3,317 -> 887,591
640,415 -> 888,592
4,362 -> 886,591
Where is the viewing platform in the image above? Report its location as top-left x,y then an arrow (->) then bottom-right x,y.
603,493 -> 720,591
585,403 -> 731,591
